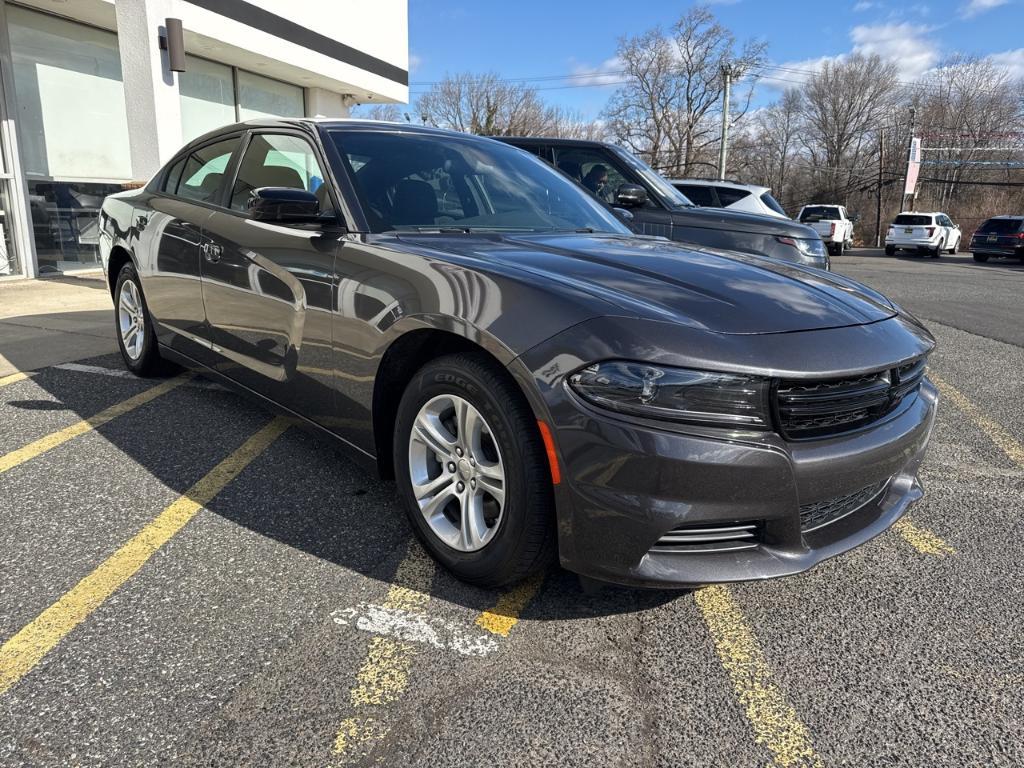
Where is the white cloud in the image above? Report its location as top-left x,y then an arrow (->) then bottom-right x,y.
987,47 -> 1024,79
850,22 -> 939,79
960,0 -> 1009,18
853,0 -> 879,10
568,57 -> 625,87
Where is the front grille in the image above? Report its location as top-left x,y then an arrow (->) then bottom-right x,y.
651,521 -> 761,553
799,479 -> 889,532
776,357 -> 927,440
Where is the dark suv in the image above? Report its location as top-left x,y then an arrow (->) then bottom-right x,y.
969,215 -> 1024,263
497,136 -> 829,270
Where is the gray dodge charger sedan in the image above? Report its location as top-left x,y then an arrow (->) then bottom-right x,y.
99,119 -> 938,588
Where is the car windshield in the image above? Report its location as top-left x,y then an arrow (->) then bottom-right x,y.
893,214 -> 932,226
799,206 -> 841,222
977,218 -> 1023,234
326,130 -> 631,235
760,192 -> 787,216
612,147 -> 695,208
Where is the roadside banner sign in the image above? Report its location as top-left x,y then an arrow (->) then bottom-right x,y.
904,137 -> 921,196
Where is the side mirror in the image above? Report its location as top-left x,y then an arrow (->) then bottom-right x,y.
248,187 -> 320,223
850,213 -> 861,223
615,184 -> 648,208
612,207 -> 635,225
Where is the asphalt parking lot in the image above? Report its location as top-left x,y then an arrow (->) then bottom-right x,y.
1,250 -> 1022,767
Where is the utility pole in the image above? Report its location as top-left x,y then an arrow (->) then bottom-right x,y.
717,63 -> 734,181
875,126 -> 884,247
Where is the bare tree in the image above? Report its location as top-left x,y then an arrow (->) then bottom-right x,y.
415,72 -> 547,135
602,5 -> 766,176
798,53 -> 899,198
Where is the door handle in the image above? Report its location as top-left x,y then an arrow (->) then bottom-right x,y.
201,242 -> 223,262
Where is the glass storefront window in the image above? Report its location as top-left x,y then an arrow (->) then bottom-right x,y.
237,70 -> 304,121
179,56 -> 235,144
0,181 -> 19,277
7,6 -> 132,274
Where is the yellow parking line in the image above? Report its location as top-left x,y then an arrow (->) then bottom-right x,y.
475,572 -> 544,636
0,374 -> 190,474
930,372 -> 1024,468
695,585 -> 823,768
0,417 -> 290,696
333,542 -> 435,763
893,518 -> 956,556
0,371 -> 31,388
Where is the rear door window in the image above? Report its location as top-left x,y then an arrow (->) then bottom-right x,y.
177,138 -> 239,204
715,187 -> 751,207
675,184 -> 716,207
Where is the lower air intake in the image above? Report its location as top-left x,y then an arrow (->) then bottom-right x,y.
651,521 -> 761,553
799,479 -> 889,532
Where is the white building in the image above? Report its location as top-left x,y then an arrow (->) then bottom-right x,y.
0,0 -> 408,278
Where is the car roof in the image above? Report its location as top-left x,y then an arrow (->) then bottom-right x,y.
492,136 -> 618,149
180,118 -> 501,154
800,203 -> 844,208
671,178 -> 770,194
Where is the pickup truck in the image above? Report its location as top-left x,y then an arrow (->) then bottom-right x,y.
797,205 -> 855,256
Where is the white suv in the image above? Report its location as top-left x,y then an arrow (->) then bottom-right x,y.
885,212 -> 961,258
670,179 -> 789,219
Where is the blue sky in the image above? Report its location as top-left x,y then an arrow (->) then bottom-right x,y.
406,0 -> 1024,116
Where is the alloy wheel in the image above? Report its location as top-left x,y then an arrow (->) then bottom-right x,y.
118,279 -> 146,361
407,394 -> 506,552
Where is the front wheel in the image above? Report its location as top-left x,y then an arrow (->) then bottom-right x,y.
393,352 -> 555,587
948,238 -> 958,255
114,263 -> 164,376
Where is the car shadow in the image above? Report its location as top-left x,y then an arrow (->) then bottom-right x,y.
3,311 -> 679,620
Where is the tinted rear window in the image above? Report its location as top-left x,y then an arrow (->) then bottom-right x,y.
977,218 -> 1023,234
893,214 -> 932,226
760,192 -> 787,216
800,206 -> 841,222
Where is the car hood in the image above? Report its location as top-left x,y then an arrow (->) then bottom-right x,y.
397,232 -> 896,335
671,205 -> 815,237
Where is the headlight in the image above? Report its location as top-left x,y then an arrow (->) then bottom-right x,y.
567,361 -> 771,428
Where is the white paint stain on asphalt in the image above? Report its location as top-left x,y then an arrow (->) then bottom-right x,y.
331,604 -> 500,657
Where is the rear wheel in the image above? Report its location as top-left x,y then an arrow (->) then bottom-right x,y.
393,352 -> 555,587
932,240 -> 944,259
114,263 -> 163,376
973,253 -> 989,263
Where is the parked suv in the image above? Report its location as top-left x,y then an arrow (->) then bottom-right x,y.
797,205 -> 856,256
670,178 -> 789,220
497,137 -> 829,269
969,215 -> 1024,263
885,212 -> 961,258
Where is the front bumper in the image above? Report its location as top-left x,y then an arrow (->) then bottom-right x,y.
514,315 -> 937,588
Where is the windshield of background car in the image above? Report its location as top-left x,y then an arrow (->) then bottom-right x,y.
799,206 -> 841,222
612,147 -> 695,208
977,217 -> 1023,234
893,214 -> 932,226
326,130 -> 632,235
760,192 -> 787,216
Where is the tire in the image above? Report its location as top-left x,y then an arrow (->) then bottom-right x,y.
885,245 -> 895,256
932,240 -> 943,259
828,243 -> 839,256
114,262 -> 164,376
973,253 -> 989,263
948,238 -> 958,255
393,352 -> 555,587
